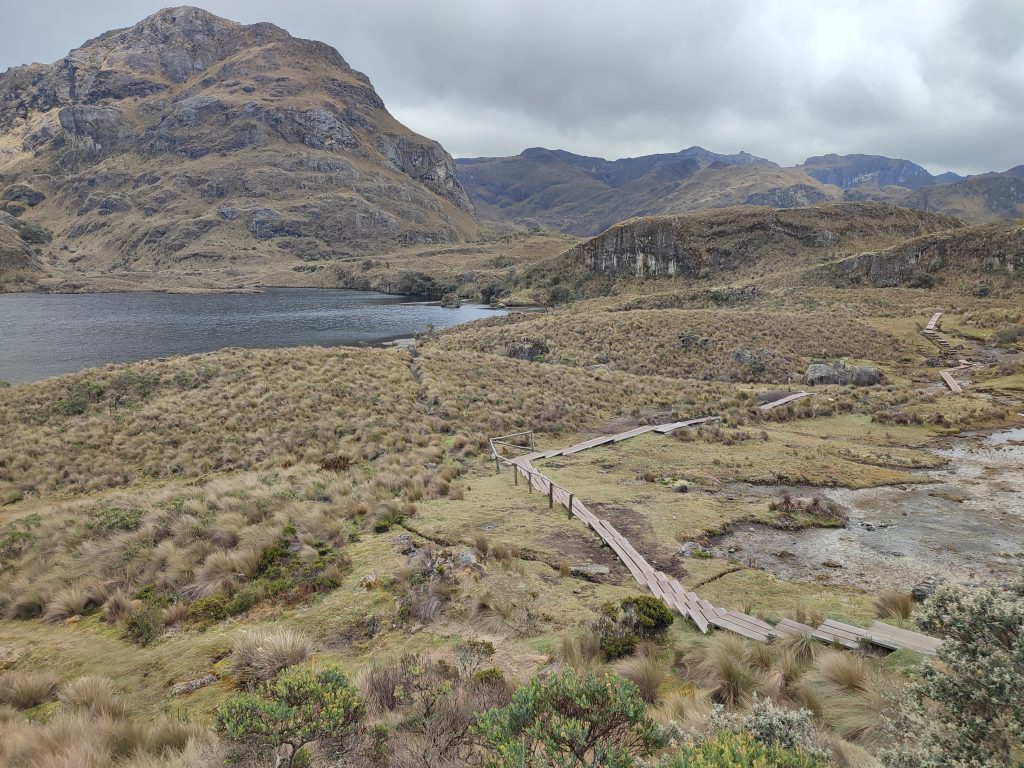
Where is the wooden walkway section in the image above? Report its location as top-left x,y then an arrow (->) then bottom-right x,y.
919,311 -> 974,393
760,392 -> 811,411
939,370 -> 963,393
533,395 -> 808,461
493,416 -> 941,655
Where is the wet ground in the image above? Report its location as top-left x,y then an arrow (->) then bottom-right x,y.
710,428 -> 1024,592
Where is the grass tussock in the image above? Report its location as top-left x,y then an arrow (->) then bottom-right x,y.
874,590 -> 913,621
799,651 -> 889,747
229,628 -> 313,686
681,634 -> 767,708
613,646 -> 666,703
0,669 -> 60,709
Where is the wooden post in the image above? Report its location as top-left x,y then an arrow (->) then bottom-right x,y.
494,456 -> 500,474
548,483 -> 554,509
527,472 -> 532,493
514,467 -> 518,486
567,493 -> 574,518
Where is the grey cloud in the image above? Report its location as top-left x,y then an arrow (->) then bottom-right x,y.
1,0 -> 1021,173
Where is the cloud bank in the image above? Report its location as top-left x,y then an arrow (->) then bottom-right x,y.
2,0 -> 1021,173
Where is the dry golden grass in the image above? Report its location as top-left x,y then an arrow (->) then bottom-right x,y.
229,628 -> 313,686
0,668 -> 60,709
430,306 -> 914,382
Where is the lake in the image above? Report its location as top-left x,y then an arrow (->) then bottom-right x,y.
0,289 -> 503,384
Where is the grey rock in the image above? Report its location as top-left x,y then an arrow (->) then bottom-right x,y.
805,360 -> 885,387
912,576 -> 946,602
170,674 -> 217,696
507,339 -> 549,362
394,534 -> 417,555
570,564 -> 610,581
678,541 -> 710,558
1,184 -> 45,206
455,551 -> 478,566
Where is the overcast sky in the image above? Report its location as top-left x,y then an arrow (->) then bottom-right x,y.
1,0 -> 1021,174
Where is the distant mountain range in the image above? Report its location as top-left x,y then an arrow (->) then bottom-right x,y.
456,148 -> 1023,235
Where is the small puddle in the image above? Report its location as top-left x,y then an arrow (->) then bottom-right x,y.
710,428 -> 1024,592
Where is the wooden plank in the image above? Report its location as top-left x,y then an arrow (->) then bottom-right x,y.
652,415 -> 721,434
593,521 -> 647,585
725,610 -> 777,635
926,311 -> 942,331
760,392 -> 811,411
610,425 -> 660,442
940,370 -> 963,393
819,619 -> 871,642
562,435 -> 617,455
866,622 -> 941,654
663,580 -> 708,633
705,613 -> 771,642
774,618 -> 859,649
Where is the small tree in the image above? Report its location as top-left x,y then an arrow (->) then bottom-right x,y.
474,668 -> 666,767
881,581 -> 1023,767
215,666 -> 366,767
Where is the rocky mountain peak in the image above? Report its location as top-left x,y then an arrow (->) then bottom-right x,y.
0,6 -> 475,279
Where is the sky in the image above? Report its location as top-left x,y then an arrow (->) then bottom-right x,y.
1,0 -> 1022,175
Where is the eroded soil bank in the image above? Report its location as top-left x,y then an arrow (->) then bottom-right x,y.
710,428 -> 1024,592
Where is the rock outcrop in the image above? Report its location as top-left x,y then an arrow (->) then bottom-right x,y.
804,361 -> 884,386
568,203 -> 959,280
835,221 -> 1024,288
0,6 -> 475,280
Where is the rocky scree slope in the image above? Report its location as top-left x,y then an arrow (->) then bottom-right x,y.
0,6 -> 476,283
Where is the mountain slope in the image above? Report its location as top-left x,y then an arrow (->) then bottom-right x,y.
798,153 -> 960,190
900,167 -> 1024,224
456,146 -> 778,235
455,148 -> 1024,234
0,6 -> 477,283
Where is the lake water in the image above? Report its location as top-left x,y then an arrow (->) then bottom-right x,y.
0,289 -> 502,384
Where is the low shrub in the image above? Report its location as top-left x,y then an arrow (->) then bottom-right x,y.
122,604 -> 163,646
474,668 -> 666,767
215,666 -> 365,768
659,730 -> 827,767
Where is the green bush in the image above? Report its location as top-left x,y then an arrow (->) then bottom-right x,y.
660,731 -> 827,767
122,604 -> 162,646
188,594 -> 229,623
87,506 -> 143,534
214,666 -> 366,768
881,581 -> 1024,767
595,595 -> 676,659
52,381 -> 104,417
474,668 -> 666,767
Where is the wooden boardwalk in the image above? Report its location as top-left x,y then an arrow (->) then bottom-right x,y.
920,311 -> 974,393
494,415 -> 941,655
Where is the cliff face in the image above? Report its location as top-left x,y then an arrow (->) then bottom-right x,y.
799,154 -> 954,190
0,6 -> 475,279
835,222 -> 1024,288
569,203 -> 960,280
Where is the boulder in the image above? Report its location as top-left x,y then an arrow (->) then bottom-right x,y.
911,576 -> 946,603
507,339 -> 549,362
805,360 -> 885,387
